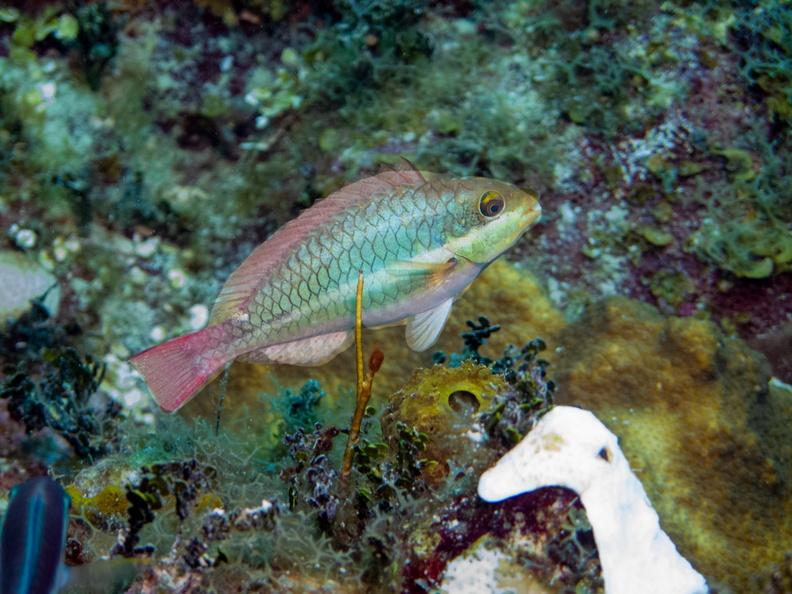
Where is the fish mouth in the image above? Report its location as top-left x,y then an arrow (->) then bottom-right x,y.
522,204 -> 542,228
505,204 -> 542,247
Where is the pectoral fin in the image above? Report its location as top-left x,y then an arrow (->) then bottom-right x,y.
405,298 -> 454,351
240,331 -> 353,365
391,257 -> 460,290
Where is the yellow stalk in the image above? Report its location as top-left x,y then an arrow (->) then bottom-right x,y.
341,270 -> 383,480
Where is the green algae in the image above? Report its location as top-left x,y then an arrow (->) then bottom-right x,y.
0,347 -> 119,460
684,134 -> 792,278
639,225 -> 674,247
647,268 -> 696,308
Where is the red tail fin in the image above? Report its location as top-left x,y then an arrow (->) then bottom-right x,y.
129,327 -> 231,413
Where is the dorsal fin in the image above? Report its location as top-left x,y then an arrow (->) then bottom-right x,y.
381,157 -> 447,182
209,163 -> 428,325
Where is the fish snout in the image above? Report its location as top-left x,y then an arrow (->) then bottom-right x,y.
523,202 -> 542,227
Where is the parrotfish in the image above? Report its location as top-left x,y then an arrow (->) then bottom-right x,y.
0,477 -> 71,594
0,477 -> 144,594
131,162 -> 542,412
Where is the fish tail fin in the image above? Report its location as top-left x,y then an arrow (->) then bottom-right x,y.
129,325 -> 233,413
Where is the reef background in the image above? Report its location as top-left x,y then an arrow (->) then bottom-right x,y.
0,1 -> 791,593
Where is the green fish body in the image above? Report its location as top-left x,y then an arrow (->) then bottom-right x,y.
131,163 -> 541,412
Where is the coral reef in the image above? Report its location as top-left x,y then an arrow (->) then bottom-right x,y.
0,0 -> 790,591
52,321 -> 560,592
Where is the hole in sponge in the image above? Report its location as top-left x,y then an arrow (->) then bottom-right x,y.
448,390 -> 480,416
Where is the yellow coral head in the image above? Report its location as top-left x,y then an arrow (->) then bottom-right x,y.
443,179 -> 541,264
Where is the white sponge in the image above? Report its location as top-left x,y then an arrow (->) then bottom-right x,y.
478,406 -> 708,594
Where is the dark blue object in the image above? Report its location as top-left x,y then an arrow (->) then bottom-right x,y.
0,476 -> 71,594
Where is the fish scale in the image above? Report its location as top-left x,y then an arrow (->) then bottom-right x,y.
130,163 -> 541,412
259,201 -> 425,334
244,205 -> 426,344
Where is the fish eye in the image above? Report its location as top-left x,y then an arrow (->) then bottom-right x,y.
479,191 -> 505,218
